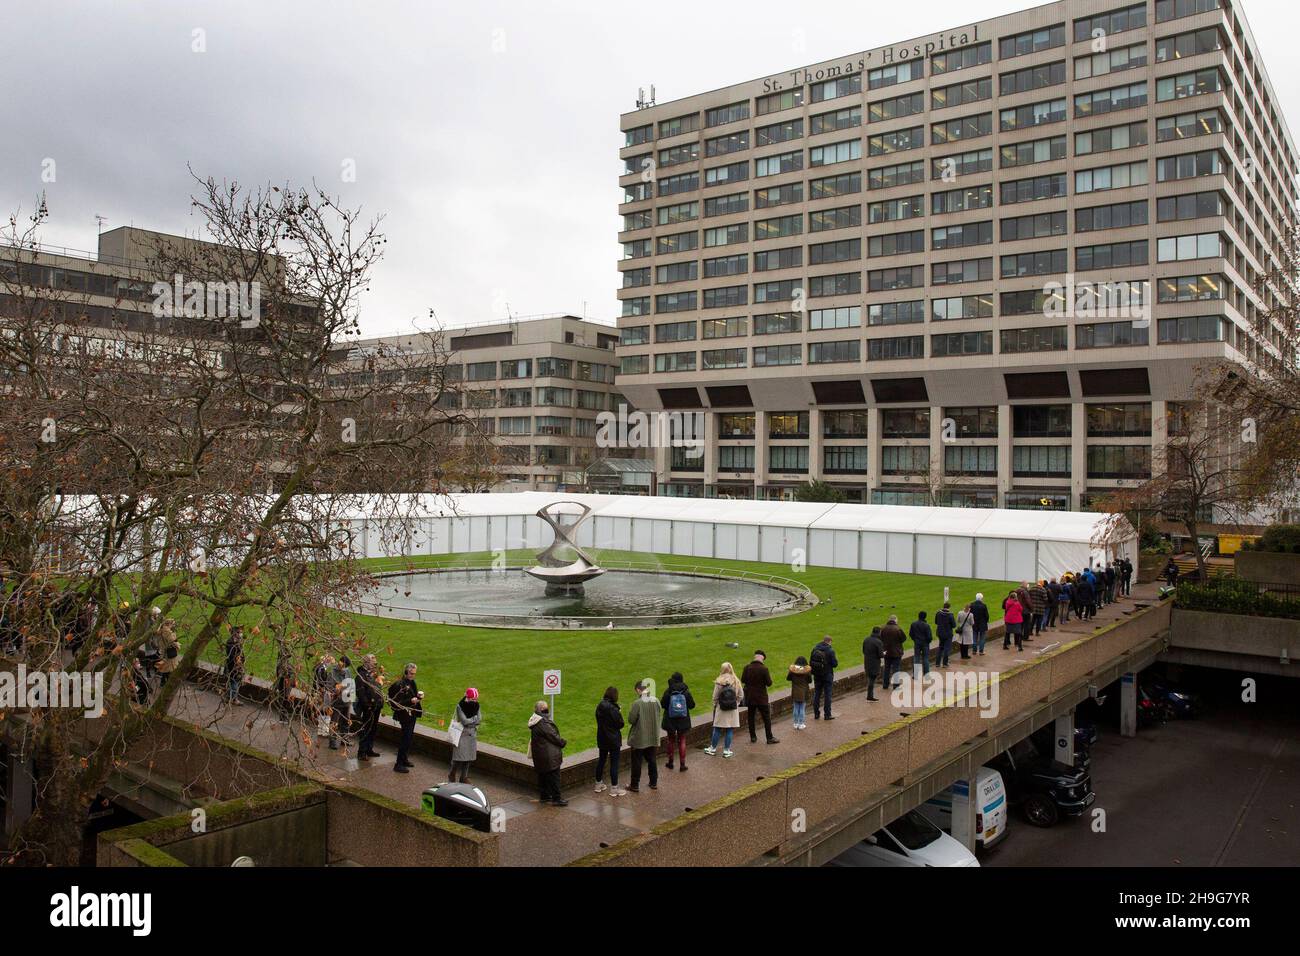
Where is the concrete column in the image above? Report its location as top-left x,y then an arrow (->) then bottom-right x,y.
1151,399 -> 1168,478
703,410 -> 717,489
1053,713 -> 1075,766
997,405 -> 1012,506
866,407 -> 882,497
1119,672 -> 1138,738
754,410 -> 770,491
2,751 -> 35,838
928,406 -> 944,502
1071,402 -> 1088,510
809,408 -> 824,481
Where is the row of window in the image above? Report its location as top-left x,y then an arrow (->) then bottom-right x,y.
453,359 -> 616,383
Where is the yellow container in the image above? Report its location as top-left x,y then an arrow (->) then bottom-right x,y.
1218,533 -> 1260,555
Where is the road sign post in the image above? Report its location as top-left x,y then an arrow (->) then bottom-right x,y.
543,669 -> 562,720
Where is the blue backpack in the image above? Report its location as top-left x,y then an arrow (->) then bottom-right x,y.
668,690 -> 688,718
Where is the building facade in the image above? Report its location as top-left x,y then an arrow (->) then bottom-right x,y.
616,0 -> 1297,507
348,316 -> 623,491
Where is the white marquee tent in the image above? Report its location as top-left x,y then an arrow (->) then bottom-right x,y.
339,492 -> 1137,583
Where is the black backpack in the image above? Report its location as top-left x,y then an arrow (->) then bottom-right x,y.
717,683 -> 738,711
810,645 -> 828,674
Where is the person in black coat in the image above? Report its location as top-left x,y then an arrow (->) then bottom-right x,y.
1120,558 -> 1133,596
387,663 -> 423,773
809,636 -> 839,720
970,595 -> 990,656
934,603 -> 957,668
909,611 -> 933,676
862,627 -> 884,701
594,686 -> 625,793
660,672 -> 696,771
355,654 -> 384,759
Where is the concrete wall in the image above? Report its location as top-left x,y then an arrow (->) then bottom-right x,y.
1235,551 -> 1300,587
1169,608 -> 1299,672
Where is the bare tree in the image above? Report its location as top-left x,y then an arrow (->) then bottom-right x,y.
0,177 -> 491,865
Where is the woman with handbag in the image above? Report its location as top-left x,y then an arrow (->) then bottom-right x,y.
448,687 -> 481,783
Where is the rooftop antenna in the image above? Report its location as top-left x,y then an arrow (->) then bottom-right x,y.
94,215 -> 108,234
636,84 -> 656,109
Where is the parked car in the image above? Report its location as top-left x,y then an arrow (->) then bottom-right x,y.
918,766 -> 1008,849
829,809 -> 980,867
1143,675 -> 1204,720
988,739 -> 1094,827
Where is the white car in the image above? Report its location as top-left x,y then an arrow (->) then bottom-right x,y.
829,809 -> 980,867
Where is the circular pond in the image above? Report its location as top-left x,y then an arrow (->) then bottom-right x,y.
355,567 -> 812,628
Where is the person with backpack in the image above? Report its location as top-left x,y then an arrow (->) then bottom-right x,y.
449,687 -> 480,783
934,602 -> 957,668
741,650 -> 779,745
625,678 -> 662,792
909,611 -> 933,676
660,672 -> 695,772
862,628 -> 884,701
809,635 -> 838,720
594,685 -> 626,795
879,616 -> 906,691
387,662 -> 423,773
705,663 -> 743,757
1059,576 -> 1074,623
787,656 -> 813,727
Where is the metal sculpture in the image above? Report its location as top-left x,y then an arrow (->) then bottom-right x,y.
524,501 -> 606,596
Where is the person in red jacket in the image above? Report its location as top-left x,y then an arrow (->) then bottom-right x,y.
1002,591 -> 1025,652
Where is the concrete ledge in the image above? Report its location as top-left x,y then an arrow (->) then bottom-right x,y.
1170,608 -> 1299,660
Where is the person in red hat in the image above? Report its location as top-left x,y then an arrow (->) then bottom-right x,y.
449,687 -> 481,783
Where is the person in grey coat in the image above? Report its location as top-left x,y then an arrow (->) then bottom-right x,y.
449,687 -> 481,783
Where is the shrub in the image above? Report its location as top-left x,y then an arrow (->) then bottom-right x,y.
1175,579 -> 1300,620
1256,524 -> 1300,554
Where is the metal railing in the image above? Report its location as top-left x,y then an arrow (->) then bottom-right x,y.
345,557 -> 816,628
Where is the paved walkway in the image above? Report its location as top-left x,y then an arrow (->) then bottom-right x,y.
170,582 -> 1159,866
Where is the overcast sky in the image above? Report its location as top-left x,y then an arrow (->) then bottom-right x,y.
5,0 -> 1297,338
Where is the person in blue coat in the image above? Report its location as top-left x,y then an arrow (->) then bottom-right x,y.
809,636 -> 839,721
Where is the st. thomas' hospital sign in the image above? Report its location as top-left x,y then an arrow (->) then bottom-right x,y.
760,24 -> 981,92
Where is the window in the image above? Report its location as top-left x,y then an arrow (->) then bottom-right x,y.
868,231 -> 923,257
811,73 -> 862,103
812,171 -> 864,198
465,361 -> 496,381
932,41 -> 991,75
703,254 -> 747,278
931,148 -> 992,178
1076,240 -> 1148,270
809,306 -> 861,330
824,446 -> 869,474
809,340 -> 861,364
1014,405 -> 1071,437
1157,314 -> 1225,343
756,88 -> 805,115
868,195 -> 923,223
755,150 -> 802,177
867,162 -> 923,190
755,215 -> 802,240
870,93 -> 924,122
1156,149 -> 1223,182
810,204 -> 862,231
704,161 -> 747,187
658,114 -> 700,137
655,320 -> 696,343
810,139 -> 862,166
1074,3 -> 1147,41
718,413 -> 755,437
868,127 -> 923,156
931,294 -> 993,321
535,415 -> 571,437
868,335 -> 924,361
755,183 -> 804,208
620,325 -> 649,346
1074,41 -> 1148,80
656,261 -> 698,284
882,408 -> 929,437
1157,108 -> 1223,142
1002,249 -> 1067,278
1013,446 -> 1071,478
809,106 -> 862,138
498,416 -> 531,435
1156,26 -> 1223,62
1077,203 -> 1154,238
702,285 -> 747,309
1075,121 -> 1147,155
931,78 -> 991,111
704,192 -> 747,218
705,132 -> 749,157
536,387 -> 572,406
658,171 -> 699,197
868,265 -> 925,291
704,223 -> 748,247
655,291 -> 697,313
769,445 -> 810,473
823,410 -> 869,437
623,210 -> 651,231
703,316 -> 748,338
1157,273 -> 1224,302
933,221 -> 992,249
945,446 -> 997,477
999,60 -> 1066,96
656,231 -> 699,254
625,124 -> 652,147
999,24 -> 1065,60
1156,191 -> 1223,222
810,238 -> 863,264
1156,232 -> 1222,263
659,142 -> 700,167
1076,320 -> 1150,348
933,184 -> 993,214
1087,445 -> 1151,479
654,351 -> 697,373
1000,173 -> 1067,205
941,406 -> 997,439
1001,211 -> 1067,241
769,412 -> 809,438
931,113 -> 993,145
534,358 -> 568,378
1075,161 -> 1147,193
753,343 -> 802,366
932,257 -> 992,285
1001,325 -> 1068,352
619,355 -> 648,375
753,312 -> 801,335
999,135 -> 1066,169
753,278 -> 801,302
1156,68 -> 1223,102
753,246 -> 802,271
718,446 -> 756,471
706,101 -> 749,127
702,347 -> 747,369
882,445 -> 929,474
623,238 -> 651,259
868,60 -> 923,90
1156,0 -> 1221,23
1087,402 -> 1151,436
931,331 -> 993,356
868,300 -> 925,326
1000,98 -> 1067,131
1075,82 -> 1148,119
658,201 -> 698,225
809,272 -> 861,298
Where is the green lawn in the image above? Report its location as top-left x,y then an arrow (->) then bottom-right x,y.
253,550 -> 1011,754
